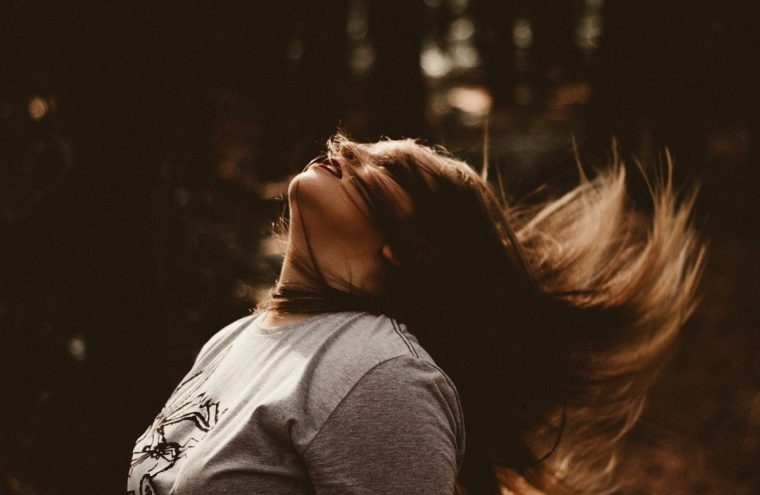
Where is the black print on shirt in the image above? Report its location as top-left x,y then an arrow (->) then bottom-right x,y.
127,348 -> 229,495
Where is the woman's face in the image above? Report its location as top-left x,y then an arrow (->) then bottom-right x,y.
285,155 -> 410,291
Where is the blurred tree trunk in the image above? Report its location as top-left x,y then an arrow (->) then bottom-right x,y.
297,0 -> 350,158
368,0 -> 430,140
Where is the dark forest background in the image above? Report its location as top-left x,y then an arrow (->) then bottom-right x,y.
1,1 -> 758,493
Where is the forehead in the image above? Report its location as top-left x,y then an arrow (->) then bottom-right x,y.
329,137 -> 478,214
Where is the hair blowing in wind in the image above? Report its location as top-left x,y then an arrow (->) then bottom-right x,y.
263,135 -> 706,495
500,153 -> 706,494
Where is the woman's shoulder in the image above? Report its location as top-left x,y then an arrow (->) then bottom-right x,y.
193,312 -> 259,366
258,310 -> 436,385
316,310 -> 432,365
292,311 -> 461,452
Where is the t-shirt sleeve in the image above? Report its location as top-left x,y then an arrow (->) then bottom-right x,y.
302,355 -> 465,495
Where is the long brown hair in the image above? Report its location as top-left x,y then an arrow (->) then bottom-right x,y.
260,134 -> 705,494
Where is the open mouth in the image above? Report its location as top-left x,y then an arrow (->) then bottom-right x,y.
316,160 -> 342,178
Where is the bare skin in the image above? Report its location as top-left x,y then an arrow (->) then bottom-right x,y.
261,159 -> 401,329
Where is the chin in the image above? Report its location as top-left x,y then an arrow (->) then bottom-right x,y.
287,173 -> 302,198
287,168 -> 340,212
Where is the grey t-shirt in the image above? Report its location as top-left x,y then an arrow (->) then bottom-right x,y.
127,311 -> 464,494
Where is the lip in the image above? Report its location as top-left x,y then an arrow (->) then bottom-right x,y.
314,161 -> 342,178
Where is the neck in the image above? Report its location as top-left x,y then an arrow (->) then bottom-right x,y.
275,215 -> 323,292
261,242 -> 316,329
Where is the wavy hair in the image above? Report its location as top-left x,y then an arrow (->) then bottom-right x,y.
260,134 -> 705,494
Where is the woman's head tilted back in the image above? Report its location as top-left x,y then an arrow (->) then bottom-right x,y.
263,133 -> 705,495
272,133 -> 535,319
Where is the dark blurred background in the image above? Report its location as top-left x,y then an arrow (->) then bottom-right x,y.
1,1 -> 758,493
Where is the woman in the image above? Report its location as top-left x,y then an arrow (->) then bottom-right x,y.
128,134 -> 704,495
